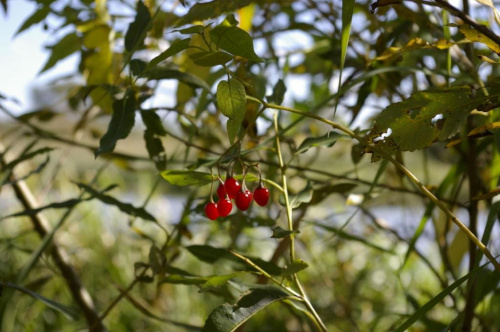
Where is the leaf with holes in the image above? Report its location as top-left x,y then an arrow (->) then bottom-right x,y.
367,86 -> 500,161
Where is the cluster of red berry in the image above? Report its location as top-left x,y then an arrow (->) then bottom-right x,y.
204,175 -> 270,220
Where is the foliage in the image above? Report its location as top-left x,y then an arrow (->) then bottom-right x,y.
1,0 -> 500,331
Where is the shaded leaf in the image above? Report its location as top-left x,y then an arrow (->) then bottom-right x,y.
296,132 -> 343,154
472,188 -> 500,201
189,51 -> 233,67
270,225 -> 300,239
176,0 -> 253,26
209,25 -> 263,62
202,286 -> 291,332
2,147 -> 53,171
141,111 -> 167,171
1,282 -> 79,320
15,6 -> 50,36
95,90 -> 136,156
125,0 -> 151,52
140,110 -> 167,136
3,198 -> 85,219
130,59 -> 147,76
395,260 -> 494,332
76,182 -> 157,222
217,78 -> 247,143
161,275 -> 209,285
147,38 -> 191,69
185,245 -> 282,275
40,32 -> 82,73
268,79 -> 286,105
280,181 -> 313,208
176,25 -> 205,34
143,67 -> 211,90
310,221 -> 394,253
281,259 -> 308,277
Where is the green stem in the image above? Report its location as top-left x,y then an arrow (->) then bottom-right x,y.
273,111 -> 328,332
249,96 -> 500,274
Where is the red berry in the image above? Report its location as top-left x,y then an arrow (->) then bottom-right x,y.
235,189 -> 253,211
224,177 -> 241,199
254,186 -> 270,206
217,183 -> 227,199
204,202 -> 219,220
217,198 -> 233,216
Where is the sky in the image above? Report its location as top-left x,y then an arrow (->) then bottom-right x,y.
0,1 -> 83,114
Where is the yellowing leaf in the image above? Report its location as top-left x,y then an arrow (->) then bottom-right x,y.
237,4 -> 255,32
459,24 -> 500,55
475,0 -> 500,26
468,122 -> 500,136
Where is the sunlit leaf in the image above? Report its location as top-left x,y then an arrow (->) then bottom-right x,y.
161,170 -> 213,186
367,86 -> 500,161
189,51 -> 233,67
176,0 -> 253,26
209,25 -> 263,62
296,132 -> 343,154
125,0 -> 151,52
95,89 -> 136,156
281,259 -> 308,277
217,78 -> 247,143
202,286 -> 291,332
143,67 -> 211,90
458,24 -> 500,55
147,38 -> 191,69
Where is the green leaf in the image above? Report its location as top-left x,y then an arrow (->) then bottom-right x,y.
95,90 -> 136,156
185,245 -> 282,275
296,132 -> 343,154
189,51 -> 233,67
199,272 -> 246,293
141,111 -> 167,171
280,181 -> 313,208
270,225 -> 300,239
148,245 -> 165,274
76,182 -> 157,222
202,286 -> 291,332
332,0 -> 354,117
217,79 -> 246,143
281,259 -> 309,278
147,38 -> 191,69
15,6 -> 50,36
40,32 -> 82,73
125,0 -> 151,52
2,147 -> 53,171
161,274 -> 209,285
161,170 -> 213,186
269,79 -> 286,105
140,110 -> 167,136
310,221 -> 394,253
176,25 -> 205,34
142,67 -> 211,91
1,282 -> 79,320
395,260 -> 494,332
367,86 -> 498,161
130,59 -> 147,76
3,198 -> 85,219
209,25 -> 263,62
176,0 -> 253,26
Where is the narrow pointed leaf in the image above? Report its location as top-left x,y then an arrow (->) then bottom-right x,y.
176,0 -> 253,26
76,182 -> 157,222
40,33 -> 82,73
189,51 -> 233,67
15,6 -> 50,36
143,67 -> 211,90
95,90 -> 136,156
296,133 -> 343,154
125,0 -> 151,52
270,225 -> 300,239
147,38 -> 191,69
